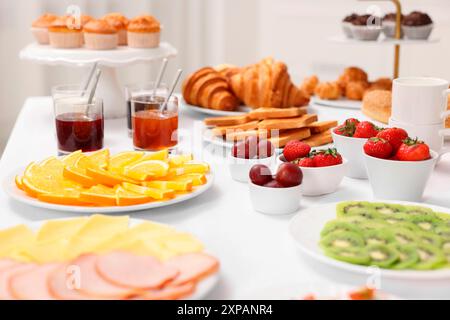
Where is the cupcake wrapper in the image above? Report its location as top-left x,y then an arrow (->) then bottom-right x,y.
118,29 -> 127,45
350,25 -> 381,41
127,31 -> 160,48
31,27 -> 50,45
403,24 -> 433,40
342,22 -> 353,38
84,33 -> 118,50
382,21 -> 404,39
49,31 -> 83,48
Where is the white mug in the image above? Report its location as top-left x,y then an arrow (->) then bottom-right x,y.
392,77 -> 450,125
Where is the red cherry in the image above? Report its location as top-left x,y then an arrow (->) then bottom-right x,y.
257,140 -> 274,158
275,163 -> 303,187
245,136 -> 259,159
264,180 -> 284,188
231,141 -> 247,159
249,164 -> 273,186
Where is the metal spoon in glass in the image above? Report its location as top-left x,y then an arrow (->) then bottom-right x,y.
160,69 -> 182,112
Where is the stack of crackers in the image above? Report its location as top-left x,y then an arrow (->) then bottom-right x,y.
204,107 -> 336,148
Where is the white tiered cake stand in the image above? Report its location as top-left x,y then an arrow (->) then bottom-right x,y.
19,42 -> 177,119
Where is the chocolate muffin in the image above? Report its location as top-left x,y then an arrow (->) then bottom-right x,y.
402,11 -> 433,40
342,13 -> 359,38
382,12 -> 404,38
350,14 -> 381,41
343,13 -> 359,23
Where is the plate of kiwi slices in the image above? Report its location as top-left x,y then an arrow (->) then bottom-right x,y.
289,200 -> 450,280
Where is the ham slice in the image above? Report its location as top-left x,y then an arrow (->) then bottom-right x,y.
48,264 -> 98,300
96,251 -> 178,289
0,259 -> 17,271
165,253 -> 219,285
0,263 -> 36,300
9,263 -> 60,300
68,254 -> 135,299
137,282 -> 196,300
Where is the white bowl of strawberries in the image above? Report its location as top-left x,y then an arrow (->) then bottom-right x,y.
229,137 -> 276,183
279,141 -> 348,196
249,163 -> 303,215
362,127 -> 438,201
331,118 -> 381,179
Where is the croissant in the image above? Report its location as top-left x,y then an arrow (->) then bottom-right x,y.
229,57 -> 309,108
182,67 -> 240,111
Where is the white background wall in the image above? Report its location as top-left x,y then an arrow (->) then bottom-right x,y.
0,0 -> 449,154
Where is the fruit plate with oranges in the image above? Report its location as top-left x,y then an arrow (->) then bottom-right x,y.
3,149 -> 214,213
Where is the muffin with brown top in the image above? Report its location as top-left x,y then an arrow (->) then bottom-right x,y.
127,15 -> 161,48
402,11 -> 433,40
103,13 -> 129,45
382,12 -> 404,38
31,13 -> 58,44
350,14 -> 382,41
83,19 -> 118,50
48,16 -> 84,48
342,13 -> 359,38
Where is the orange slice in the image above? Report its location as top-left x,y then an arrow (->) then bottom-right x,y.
37,190 -> 87,206
62,150 -> 83,167
122,182 -> 174,200
79,185 -> 117,206
172,174 -> 207,186
22,177 -> 57,197
63,166 -> 97,187
138,149 -> 169,162
115,187 -> 152,206
143,180 -> 193,192
87,149 -> 110,169
85,168 -> 135,187
15,175 -> 24,191
167,163 -> 209,177
124,160 -> 169,181
169,154 -> 193,167
108,151 -> 144,173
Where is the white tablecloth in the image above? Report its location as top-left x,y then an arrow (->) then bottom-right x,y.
1,97 -> 449,299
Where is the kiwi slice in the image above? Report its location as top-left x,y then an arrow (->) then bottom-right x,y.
363,229 -> 395,246
392,221 -> 421,232
436,212 -> 450,227
323,247 -> 370,265
367,244 -> 399,268
391,227 -> 419,245
357,219 -> 389,231
414,243 -> 446,270
409,215 -> 443,232
336,201 -> 374,218
416,230 -> 443,248
320,220 -> 363,237
370,203 -> 405,216
435,226 -> 450,238
389,244 -> 419,270
402,205 -> 436,218
381,213 -> 412,225
320,231 -> 365,250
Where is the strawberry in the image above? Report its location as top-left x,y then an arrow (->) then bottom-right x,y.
396,138 -> 431,161
311,148 -> 343,167
376,127 -> 408,152
363,137 -> 393,159
333,118 -> 360,137
349,287 -> 376,300
353,121 -> 380,138
296,157 -> 315,167
283,141 -> 311,162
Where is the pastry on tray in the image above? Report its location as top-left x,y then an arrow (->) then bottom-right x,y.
350,14 -> 382,41
48,16 -> 86,48
229,57 -> 310,108
314,82 -> 341,100
337,66 -> 368,92
402,11 -> 433,40
182,67 -> 240,111
102,12 -> 129,45
83,19 -> 118,50
362,90 -> 392,124
300,75 -> 319,97
382,13 -> 404,38
127,15 -> 161,48
345,81 -> 369,101
31,13 -> 58,45
342,13 -> 359,38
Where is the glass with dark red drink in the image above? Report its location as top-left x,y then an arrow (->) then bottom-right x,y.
131,95 -> 178,151
54,97 -> 104,154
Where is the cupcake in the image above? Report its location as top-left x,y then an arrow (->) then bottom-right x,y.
382,13 -> 404,38
31,13 -> 58,44
83,19 -> 118,50
342,13 -> 359,38
127,15 -> 161,48
350,14 -> 382,41
102,13 -> 129,45
402,11 -> 433,40
48,16 -> 84,48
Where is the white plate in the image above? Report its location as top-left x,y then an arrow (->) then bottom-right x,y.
329,35 -> 440,46
26,218 -> 218,299
181,98 -> 251,116
3,169 -> 214,214
311,97 -> 362,110
289,200 -> 450,281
